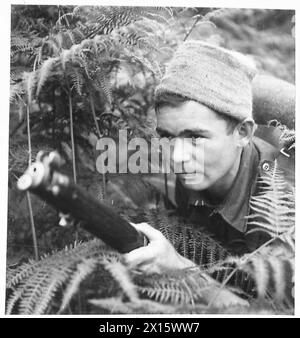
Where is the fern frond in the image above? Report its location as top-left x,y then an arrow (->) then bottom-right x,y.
11,251 -> 77,314
85,6 -> 171,39
89,296 -> 175,314
6,196 -> 294,315
60,45 -> 89,72
89,295 -> 252,314
86,7 -> 141,37
94,67 -> 112,105
56,12 -> 79,27
6,258 -> 39,289
117,31 -> 159,54
11,35 -> 34,57
33,279 -> 60,315
145,210 -> 229,268
212,245 -> 294,308
131,55 -> 160,78
59,258 -> 98,312
23,71 -> 38,104
51,33 -> 64,52
6,232 -> 246,315
246,160 -> 295,247
6,239 -> 112,314
251,251 -> 293,306
41,38 -> 60,57
101,257 -> 138,301
133,17 -> 167,36
93,35 -> 114,54
136,270 -> 200,305
6,287 -> 24,315
18,270 -> 56,315
36,57 -> 59,96
33,46 -> 43,70
69,68 -> 85,95
64,41 -> 95,78
64,30 -> 76,46
135,267 -> 249,309
10,83 -> 24,104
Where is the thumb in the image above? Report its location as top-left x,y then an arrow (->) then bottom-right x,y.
130,222 -> 162,241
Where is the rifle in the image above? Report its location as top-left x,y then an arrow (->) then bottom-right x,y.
17,151 -> 146,253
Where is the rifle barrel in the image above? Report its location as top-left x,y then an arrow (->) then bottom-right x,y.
17,153 -> 145,253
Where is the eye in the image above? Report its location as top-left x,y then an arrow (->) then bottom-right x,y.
159,132 -> 173,140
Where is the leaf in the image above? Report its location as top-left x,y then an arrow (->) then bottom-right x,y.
69,68 -> 85,95
59,258 -> 98,312
101,257 -> 138,302
246,159 -> 295,249
36,57 -> 59,96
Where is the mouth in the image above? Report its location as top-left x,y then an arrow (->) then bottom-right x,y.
178,173 -> 200,180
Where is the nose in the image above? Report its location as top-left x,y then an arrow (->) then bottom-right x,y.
172,138 -> 191,164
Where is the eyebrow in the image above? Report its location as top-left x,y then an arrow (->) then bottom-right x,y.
156,127 -> 211,137
156,128 -> 172,136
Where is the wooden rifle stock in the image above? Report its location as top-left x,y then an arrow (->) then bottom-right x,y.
17,152 -> 145,253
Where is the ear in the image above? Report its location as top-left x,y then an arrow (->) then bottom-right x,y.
235,118 -> 256,147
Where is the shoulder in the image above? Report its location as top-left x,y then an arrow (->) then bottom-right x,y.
253,125 -> 295,188
246,127 -> 295,249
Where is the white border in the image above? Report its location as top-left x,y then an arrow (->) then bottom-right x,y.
0,0 -> 11,319
0,0 -> 298,319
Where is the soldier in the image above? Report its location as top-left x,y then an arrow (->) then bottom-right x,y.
124,41 -> 294,274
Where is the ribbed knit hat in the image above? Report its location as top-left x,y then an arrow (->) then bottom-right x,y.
155,41 -> 257,121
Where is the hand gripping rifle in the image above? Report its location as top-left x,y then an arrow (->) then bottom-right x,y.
17,151 -> 146,253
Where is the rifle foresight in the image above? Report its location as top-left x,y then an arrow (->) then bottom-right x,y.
17,151 -> 146,253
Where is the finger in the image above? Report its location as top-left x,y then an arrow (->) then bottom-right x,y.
123,245 -> 155,268
130,222 -> 163,241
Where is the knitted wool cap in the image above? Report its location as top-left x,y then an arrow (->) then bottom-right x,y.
155,41 -> 257,121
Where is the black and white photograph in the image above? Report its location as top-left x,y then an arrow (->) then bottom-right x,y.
4,1 -> 296,317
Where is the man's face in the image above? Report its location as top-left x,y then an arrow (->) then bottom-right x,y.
156,101 -> 241,192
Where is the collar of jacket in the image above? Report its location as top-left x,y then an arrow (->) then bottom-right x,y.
187,136 -> 279,233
